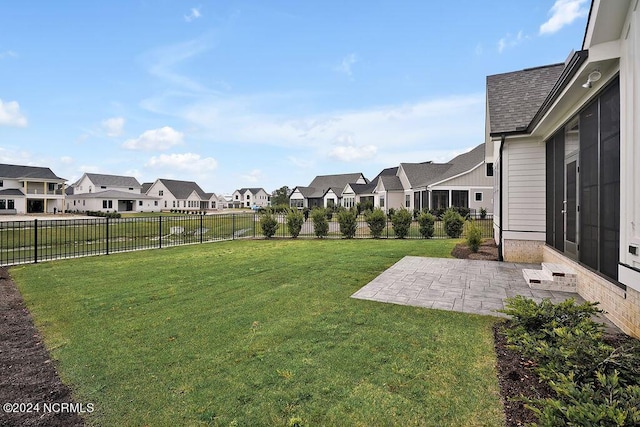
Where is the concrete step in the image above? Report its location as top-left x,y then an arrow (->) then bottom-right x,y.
523,264 -> 577,291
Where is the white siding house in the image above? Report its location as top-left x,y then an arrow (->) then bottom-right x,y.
486,0 -> 640,337
0,164 -> 66,214
66,173 -> 160,213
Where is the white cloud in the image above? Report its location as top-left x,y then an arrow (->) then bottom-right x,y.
0,99 -> 27,127
329,145 -> 377,162
240,169 -> 262,183
102,117 -> 125,137
0,50 -> 17,59
146,152 -> 218,171
60,156 -> 74,165
540,0 -> 589,35
287,156 -> 314,169
334,53 -> 358,77
123,126 -> 184,151
184,7 -> 202,22
497,30 -> 527,53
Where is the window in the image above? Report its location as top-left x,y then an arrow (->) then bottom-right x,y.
48,183 -> 55,192
246,194 -> 250,200
475,192 -> 483,202
0,200 -> 5,209
235,195 -> 239,200
405,194 -> 411,208
452,190 -> 469,208
159,190 -> 164,196
0,180 -> 3,187
101,186 -> 107,189
379,196 -> 385,208
139,201 -> 143,206
155,201 -> 159,206
173,201 -> 176,208
291,199 -> 303,208
327,199 -> 335,208
486,163 -> 494,177
164,201 -> 167,208
7,200 -> 14,210
103,200 -> 108,209
432,191 -> 448,210
129,188 -> 134,191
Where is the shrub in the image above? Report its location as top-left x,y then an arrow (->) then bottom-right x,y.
357,200 -> 374,215
366,208 -> 387,238
259,213 -> 279,238
391,208 -> 413,239
311,209 -> 329,238
387,208 -> 395,218
303,208 -> 310,220
417,211 -> 435,239
479,207 -> 487,219
337,209 -> 357,239
465,220 -> 482,252
286,209 -> 304,238
325,209 -> 333,221
442,207 -> 464,238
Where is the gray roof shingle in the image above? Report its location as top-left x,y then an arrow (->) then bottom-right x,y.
85,173 -> 141,188
400,162 -> 452,188
158,179 -> 207,199
432,143 -> 485,184
0,164 -> 65,181
487,63 -> 565,134
305,173 -> 367,198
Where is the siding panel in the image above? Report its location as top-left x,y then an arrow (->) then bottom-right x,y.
506,140 -> 546,232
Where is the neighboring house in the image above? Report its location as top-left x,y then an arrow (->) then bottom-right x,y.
66,173 -> 160,213
231,188 -> 270,208
145,179 -> 212,211
349,143 -> 493,214
485,0 -> 639,337
290,173 -> 368,209
0,163 -> 66,214
216,194 -> 233,209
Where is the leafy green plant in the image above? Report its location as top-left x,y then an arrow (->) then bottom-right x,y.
479,207 -> 487,219
311,208 -> 329,238
286,209 -> 304,238
366,208 -> 387,238
259,213 -> 279,238
337,209 -> 357,239
417,211 -> 435,239
465,220 -> 482,252
391,208 -> 412,239
442,208 -> 464,238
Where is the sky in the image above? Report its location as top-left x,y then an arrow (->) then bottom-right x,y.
1,0 -> 590,194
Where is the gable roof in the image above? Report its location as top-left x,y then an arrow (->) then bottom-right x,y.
347,182 -> 377,195
141,182 -> 153,194
157,179 -> 207,199
378,175 -> 404,191
0,163 -> 65,181
305,173 -> 368,198
400,162 -> 452,188
236,188 -> 266,196
487,63 -> 565,134
84,173 -> 141,188
68,190 -> 158,200
431,143 -> 485,184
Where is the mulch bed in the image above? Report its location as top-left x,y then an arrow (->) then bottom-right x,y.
0,267 -> 84,427
452,238 -> 500,261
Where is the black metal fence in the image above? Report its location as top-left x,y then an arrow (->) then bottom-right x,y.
0,213 -> 494,266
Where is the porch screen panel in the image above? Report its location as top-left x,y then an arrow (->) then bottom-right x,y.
545,131 -> 565,251
599,81 -> 620,280
414,192 -> 421,211
452,191 -> 468,208
579,100 -> 599,270
421,191 -> 428,211
432,191 -> 448,210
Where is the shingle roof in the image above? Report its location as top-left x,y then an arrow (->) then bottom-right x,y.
487,63 -> 565,134
431,143 -> 485,184
378,175 -> 404,191
0,164 -> 65,181
0,189 -> 25,196
348,182 -> 376,195
141,182 -> 153,194
158,179 -> 207,199
306,173 -> 367,198
85,173 -> 141,188
237,188 -> 266,196
400,162 -> 452,188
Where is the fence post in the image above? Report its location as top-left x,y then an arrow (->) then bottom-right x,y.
253,213 -> 256,238
200,214 -> 204,244
232,214 -> 235,240
106,217 -> 110,255
386,218 -> 389,239
159,216 -> 162,249
33,219 -> 38,264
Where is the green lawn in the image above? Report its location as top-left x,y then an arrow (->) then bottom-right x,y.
11,239 -> 504,426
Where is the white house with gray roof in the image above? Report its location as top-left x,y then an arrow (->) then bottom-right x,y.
66,173 -> 160,213
0,163 -> 66,214
231,188 -> 270,209
145,178 -> 215,212
485,0 -> 639,337
290,173 -> 368,209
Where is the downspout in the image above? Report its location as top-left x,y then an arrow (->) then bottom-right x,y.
498,135 -> 506,262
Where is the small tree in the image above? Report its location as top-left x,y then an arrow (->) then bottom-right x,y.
391,208 -> 413,239
443,207 -> 464,238
286,209 -> 304,238
465,220 -> 482,252
417,211 -> 435,239
259,212 -> 279,239
337,209 -> 358,239
366,208 -> 387,238
311,208 -> 329,238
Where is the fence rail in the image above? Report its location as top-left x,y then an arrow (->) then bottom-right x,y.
0,213 -> 494,266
